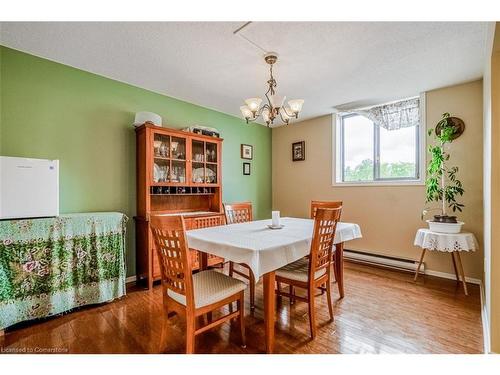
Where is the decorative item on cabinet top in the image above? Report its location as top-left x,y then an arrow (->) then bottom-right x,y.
133,111 -> 162,127
183,125 -> 220,138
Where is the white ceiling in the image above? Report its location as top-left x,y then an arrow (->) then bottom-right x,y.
0,22 -> 490,122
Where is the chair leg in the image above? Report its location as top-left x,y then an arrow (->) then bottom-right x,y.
249,270 -> 256,310
229,261 -> 234,277
238,292 -> 246,348
332,261 -> 338,283
326,278 -> 334,321
307,287 -> 317,339
186,314 -> 196,354
290,285 -> 295,305
277,281 -> 282,303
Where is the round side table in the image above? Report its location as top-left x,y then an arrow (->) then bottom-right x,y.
413,228 -> 478,295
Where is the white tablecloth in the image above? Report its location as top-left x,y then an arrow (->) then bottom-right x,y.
414,228 -> 478,253
186,217 -> 362,279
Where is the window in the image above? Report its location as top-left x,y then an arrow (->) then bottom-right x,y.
335,96 -> 423,185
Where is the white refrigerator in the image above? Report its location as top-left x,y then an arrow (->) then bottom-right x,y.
0,156 -> 59,220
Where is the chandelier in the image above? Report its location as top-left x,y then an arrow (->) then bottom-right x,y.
240,53 -> 304,127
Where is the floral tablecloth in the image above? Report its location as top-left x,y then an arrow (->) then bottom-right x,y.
0,212 -> 128,330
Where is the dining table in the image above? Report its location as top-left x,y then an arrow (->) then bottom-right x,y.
186,217 -> 362,353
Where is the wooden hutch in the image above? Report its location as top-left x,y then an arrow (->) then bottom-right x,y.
135,123 -> 225,289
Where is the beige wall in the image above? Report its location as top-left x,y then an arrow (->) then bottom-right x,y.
272,80 -> 484,280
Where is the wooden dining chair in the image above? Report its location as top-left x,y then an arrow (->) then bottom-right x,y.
223,202 -> 256,310
275,207 -> 342,339
191,215 -> 225,269
150,215 -> 247,354
311,200 -> 343,287
310,200 -> 343,219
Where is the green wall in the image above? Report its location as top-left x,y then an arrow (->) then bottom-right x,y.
0,46 -> 272,276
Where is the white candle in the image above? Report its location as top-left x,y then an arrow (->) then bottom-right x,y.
272,211 -> 280,227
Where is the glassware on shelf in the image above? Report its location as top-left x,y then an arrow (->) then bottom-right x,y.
171,161 -> 186,183
159,143 -> 168,157
153,162 -> 169,183
206,143 -> 217,163
171,137 -> 186,160
192,164 -> 205,183
154,134 -> 170,158
154,140 -> 162,156
206,164 -> 217,183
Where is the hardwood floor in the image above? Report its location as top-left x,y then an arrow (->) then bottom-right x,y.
0,262 -> 483,354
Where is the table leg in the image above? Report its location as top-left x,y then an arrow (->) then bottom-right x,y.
263,271 -> 276,354
199,251 -> 208,271
334,243 -> 344,298
414,248 -> 426,281
451,252 -> 459,283
454,252 -> 468,296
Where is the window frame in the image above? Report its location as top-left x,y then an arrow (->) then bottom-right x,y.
333,93 -> 426,187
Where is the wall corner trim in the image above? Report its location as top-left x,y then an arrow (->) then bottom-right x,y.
480,281 -> 492,354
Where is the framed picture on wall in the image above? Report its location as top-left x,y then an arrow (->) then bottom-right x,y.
241,144 -> 253,160
243,162 -> 251,175
292,141 -> 305,161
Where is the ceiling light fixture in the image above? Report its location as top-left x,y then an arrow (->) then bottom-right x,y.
240,52 -> 304,127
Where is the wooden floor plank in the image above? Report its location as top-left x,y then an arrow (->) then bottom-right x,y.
0,262 -> 483,354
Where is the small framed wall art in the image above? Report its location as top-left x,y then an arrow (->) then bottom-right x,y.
292,141 -> 305,161
241,144 -> 253,160
243,162 -> 251,175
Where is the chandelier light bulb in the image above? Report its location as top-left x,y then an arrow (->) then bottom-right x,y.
244,97 -> 262,113
270,94 -> 286,109
262,108 -> 271,124
288,99 -> 305,114
240,105 -> 253,120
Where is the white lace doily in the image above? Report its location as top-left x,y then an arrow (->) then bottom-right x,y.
414,229 -> 478,252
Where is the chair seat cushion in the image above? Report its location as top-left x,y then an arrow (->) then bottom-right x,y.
168,270 -> 247,308
276,257 -> 327,283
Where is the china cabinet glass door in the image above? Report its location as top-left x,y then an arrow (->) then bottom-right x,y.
205,141 -> 218,184
152,132 -> 187,184
191,139 -> 218,185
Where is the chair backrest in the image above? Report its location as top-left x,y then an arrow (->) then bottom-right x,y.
150,215 -> 194,307
223,202 -> 253,224
192,215 -> 224,229
309,207 -> 342,280
310,200 -> 343,219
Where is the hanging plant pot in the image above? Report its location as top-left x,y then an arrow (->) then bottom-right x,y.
427,220 -> 464,234
435,116 -> 465,140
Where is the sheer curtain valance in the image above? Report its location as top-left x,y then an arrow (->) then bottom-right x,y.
349,97 -> 420,131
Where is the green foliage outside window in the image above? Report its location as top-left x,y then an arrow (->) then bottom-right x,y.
344,159 -> 416,181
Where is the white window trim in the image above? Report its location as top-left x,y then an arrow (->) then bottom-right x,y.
332,93 -> 426,187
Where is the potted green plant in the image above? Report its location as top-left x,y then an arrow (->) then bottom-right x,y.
422,113 -> 465,233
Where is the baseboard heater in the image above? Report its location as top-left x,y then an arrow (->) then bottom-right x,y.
344,249 -> 424,274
